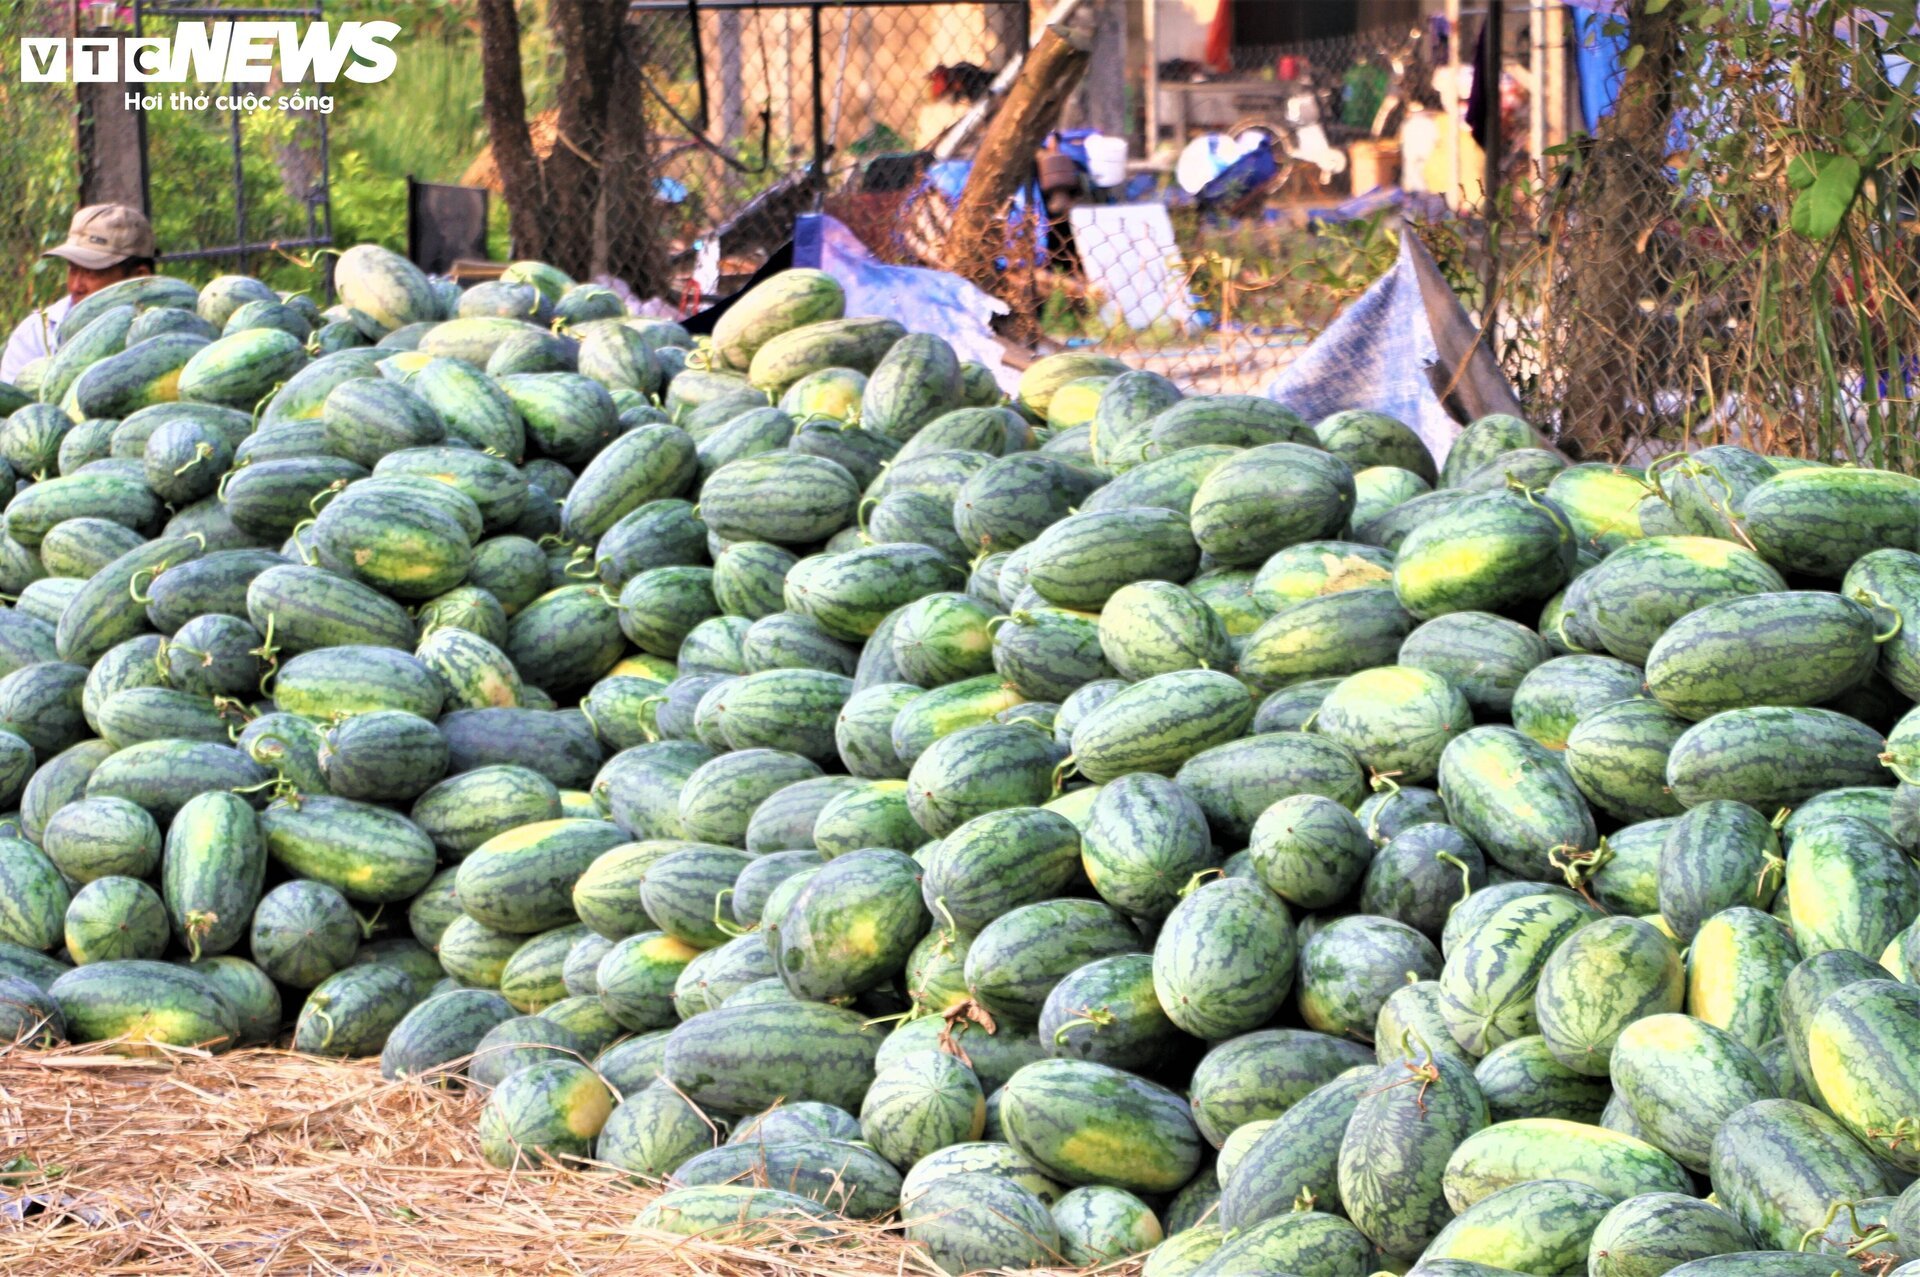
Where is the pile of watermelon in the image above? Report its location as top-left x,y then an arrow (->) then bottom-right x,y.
5,242 -> 1920,1276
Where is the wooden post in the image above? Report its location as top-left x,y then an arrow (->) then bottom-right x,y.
946,23 -> 1092,290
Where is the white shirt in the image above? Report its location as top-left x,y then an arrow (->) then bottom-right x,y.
1,295 -> 74,386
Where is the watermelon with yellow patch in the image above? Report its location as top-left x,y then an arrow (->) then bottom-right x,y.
477,1058 -> 615,1168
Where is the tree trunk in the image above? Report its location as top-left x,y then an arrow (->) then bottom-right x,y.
1552,0 -> 1680,452
477,0 -> 555,264
596,23 -> 668,288
947,24 -> 1092,291
479,0 -> 667,294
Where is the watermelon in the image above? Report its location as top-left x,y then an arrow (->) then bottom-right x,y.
965,897 -> 1141,1024
1081,772 -> 1219,922
1708,1099 -> 1897,1250
1656,800 -> 1782,942
64,876 -> 169,965
661,999 -> 883,1113
1152,877 -> 1297,1040
1577,537 -> 1789,664
1314,665 -> 1471,785
1645,591 -> 1880,721
1439,891 -> 1594,1056
1444,1119 -> 1691,1212
920,806 -> 1081,933
1533,914 -> 1685,1077
1248,793 -> 1372,910
1804,979 -> 1920,1172
1000,1058 -> 1203,1194
1400,611 -> 1553,717
477,1058 -> 614,1169
49,958 -> 239,1051
1439,727 -> 1597,878
1296,914 -> 1441,1041
1393,488 -> 1576,620
1587,1194 -> 1757,1277
1069,669 -> 1255,783
774,847 -> 928,998
859,1049 -> 986,1168
1784,815 -> 1918,957
1338,1053 -> 1489,1259
1422,1178 -> 1615,1275
903,1172 -> 1059,1275
1471,1034 -> 1610,1124
1610,1012 -> 1776,1173
1686,907 -> 1800,1049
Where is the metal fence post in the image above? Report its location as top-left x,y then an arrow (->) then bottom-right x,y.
811,2 -> 827,200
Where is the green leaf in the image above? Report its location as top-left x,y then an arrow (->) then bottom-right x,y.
1645,0 -> 1671,11
1789,154 -> 1864,240
1623,44 -> 1646,71
1786,151 -> 1827,190
1699,6 -> 1725,24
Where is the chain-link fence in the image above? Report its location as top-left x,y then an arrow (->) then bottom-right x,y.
623,0 -> 1028,299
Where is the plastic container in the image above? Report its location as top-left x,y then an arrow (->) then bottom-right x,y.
1084,133 -> 1130,188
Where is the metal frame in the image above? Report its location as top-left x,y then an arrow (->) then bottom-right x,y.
630,0 -> 1026,191
131,0 -> 334,274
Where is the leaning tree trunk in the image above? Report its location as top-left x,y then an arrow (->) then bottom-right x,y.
1553,0 -> 1680,453
947,24 -> 1092,293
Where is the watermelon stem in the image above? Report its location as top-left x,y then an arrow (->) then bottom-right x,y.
172,442 -> 217,477
1798,1199 -> 1883,1254
1548,842 -> 1612,909
287,519 -> 320,567
1641,451 -> 1688,504
1854,588 -> 1905,644
182,910 -> 216,963
634,696 -> 667,744
127,565 -> 163,605
711,889 -> 752,940
249,616 -> 282,692
1049,1006 -> 1116,1045
302,999 -> 337,1052
215,462 -> 244,505
249,381 -> 286,428
1365,1054 -> 1443,1115
1753,851 -> 1786,905
1435,852 -> 1476,918
1176,869 -> 1225,900
931,897 -> 961,941
1049,755 -> 1077,797
307,480 -> 349,516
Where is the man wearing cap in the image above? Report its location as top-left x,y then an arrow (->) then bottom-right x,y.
1,205 -> 159,384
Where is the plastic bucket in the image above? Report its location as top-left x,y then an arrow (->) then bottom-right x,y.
1085,133 -> 1130,188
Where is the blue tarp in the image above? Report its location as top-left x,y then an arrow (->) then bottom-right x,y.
1570,5 -> 1628,135
1266,228 -> 1469,463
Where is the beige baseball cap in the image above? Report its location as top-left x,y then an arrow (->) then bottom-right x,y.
45,204 -> 156,270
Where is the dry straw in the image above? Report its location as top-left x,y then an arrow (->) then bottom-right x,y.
0,1040 -> 1090,1276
